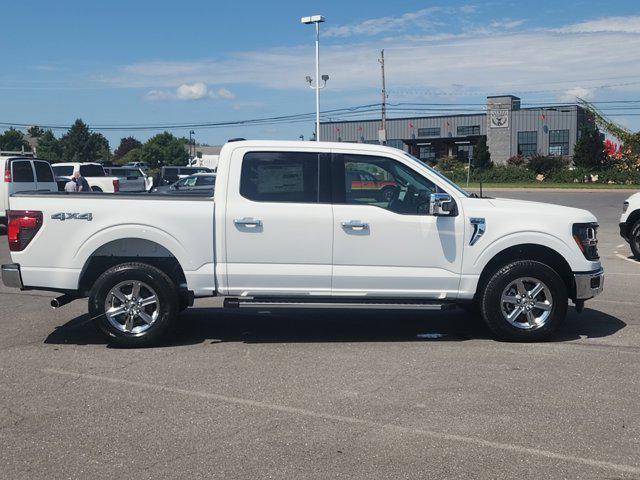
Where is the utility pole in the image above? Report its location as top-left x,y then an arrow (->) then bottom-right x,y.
378,49 -> 387,145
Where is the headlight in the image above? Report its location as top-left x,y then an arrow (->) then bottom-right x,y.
572,223 -> 599,260
623,201 -> 629,213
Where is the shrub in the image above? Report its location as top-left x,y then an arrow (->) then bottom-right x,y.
527,155 -> 569,175
507,154 -> 525,167
545,167 -> 590,183
435,156 -> 461,172
477,165 -> 534,183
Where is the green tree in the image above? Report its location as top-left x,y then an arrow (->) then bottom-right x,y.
141,131 -> 189,169
0,127 -> 31,151
573,123 -> 606,169
114,136 -> 143,160
36,130 -> 63,163
118,147 -> 144,165
58,119 -> 111,162
27,125 -> 45,138
472,136 -> 492,169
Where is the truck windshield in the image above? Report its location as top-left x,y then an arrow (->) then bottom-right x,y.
404,153 -> 470,197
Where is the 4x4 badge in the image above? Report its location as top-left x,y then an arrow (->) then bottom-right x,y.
51,212 -> 93,221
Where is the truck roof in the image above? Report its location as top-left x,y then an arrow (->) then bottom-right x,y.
54,162 -> 103,167
220,140 -> 406,156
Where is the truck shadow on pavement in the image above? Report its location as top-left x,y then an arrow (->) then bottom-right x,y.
44,306 -> 626,347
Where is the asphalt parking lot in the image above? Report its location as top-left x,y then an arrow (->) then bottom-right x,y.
1,189 -> 639,479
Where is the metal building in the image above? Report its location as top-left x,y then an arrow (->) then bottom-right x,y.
319,95 -> 592,165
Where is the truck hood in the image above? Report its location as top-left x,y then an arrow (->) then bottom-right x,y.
625,191 -> 640,203
485,197 -> 598,223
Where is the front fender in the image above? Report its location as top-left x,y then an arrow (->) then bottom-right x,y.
470,231 -> 589,274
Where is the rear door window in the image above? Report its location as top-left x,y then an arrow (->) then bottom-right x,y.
79,164 -> 105,177
240,152 -> 326,203
33,161 -> 55,182
12,160 -> 35,182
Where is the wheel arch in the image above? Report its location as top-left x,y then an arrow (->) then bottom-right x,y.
78,238 -> 187,296
476,244 -> 575,300
626,209 -> 640,230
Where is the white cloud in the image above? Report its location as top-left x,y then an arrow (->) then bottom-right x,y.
489,19 -> 525,30
216,87 -> 235,99
144,82 -> 235,101
558,16 -> 640,34
144,89 -> 172,101
558,86 -> 595,102
323,6 -> 476,38
176,82 -> 209,100
118,16 -> 640,102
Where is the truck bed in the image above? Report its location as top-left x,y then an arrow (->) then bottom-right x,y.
8,191 -> 216,296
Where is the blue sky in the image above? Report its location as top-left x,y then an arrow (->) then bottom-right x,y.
2,0 -> 640,147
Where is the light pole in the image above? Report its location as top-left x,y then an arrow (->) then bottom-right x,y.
301,15 -> 327,142
189,130 -> 195,164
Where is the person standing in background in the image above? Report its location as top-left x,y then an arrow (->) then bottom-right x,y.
73,170 -> 91,192
64,178 -> 78,192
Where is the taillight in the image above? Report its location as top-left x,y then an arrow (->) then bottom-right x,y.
8,210 -> 43,252
113,179 -> 120,192
572,223 -> 599,260
4,163 -> 11,183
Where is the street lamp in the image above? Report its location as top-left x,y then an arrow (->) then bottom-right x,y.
301,15 -> 327,142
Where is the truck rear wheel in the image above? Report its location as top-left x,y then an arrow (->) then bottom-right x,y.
480,260 -> 567,342
630,219 -> 640,260
89,262 -> 179,347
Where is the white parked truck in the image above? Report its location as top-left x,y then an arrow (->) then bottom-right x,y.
2,141 -> 604,346
620,191 -> 640,259
51,162 -> 120,193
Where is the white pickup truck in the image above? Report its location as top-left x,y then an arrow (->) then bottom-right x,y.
2,141 -> 604,346
620,191 -> 640,259
52,162 -> 120,193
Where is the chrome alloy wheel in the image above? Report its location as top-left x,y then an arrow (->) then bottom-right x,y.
500,277 -> 553,330
104,280 -> 159,334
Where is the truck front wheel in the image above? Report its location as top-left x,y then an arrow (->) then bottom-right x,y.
630,219 -> 640,260
89,262 -> 179,347
480,260 -> 567,342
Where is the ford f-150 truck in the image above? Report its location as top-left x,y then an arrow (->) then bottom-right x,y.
620,191 -> 640,259
2,141 -> 604,346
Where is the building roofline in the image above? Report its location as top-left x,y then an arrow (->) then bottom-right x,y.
320,104 -> 582,126
321,112 -> 486,125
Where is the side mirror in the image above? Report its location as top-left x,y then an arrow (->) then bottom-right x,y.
429,193 -> 454,216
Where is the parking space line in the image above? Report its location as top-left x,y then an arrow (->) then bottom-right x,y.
614,253 -> 639,264
43,368 -> 640,476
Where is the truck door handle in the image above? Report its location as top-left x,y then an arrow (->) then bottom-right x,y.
341,220 -> 369,230
234,217 -> 263,227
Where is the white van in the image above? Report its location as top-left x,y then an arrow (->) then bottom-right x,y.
1,153 -> 58,226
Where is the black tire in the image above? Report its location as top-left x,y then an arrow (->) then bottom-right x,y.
89,262 -> 179,347
91,186 -> 103,192
630,219 -> 640,260
480,260 -> 567,342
